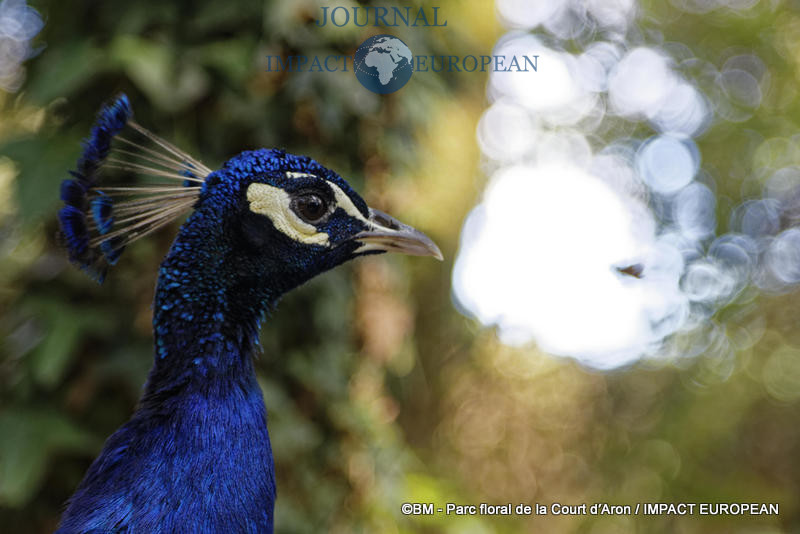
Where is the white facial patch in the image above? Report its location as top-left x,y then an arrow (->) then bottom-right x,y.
326,183 -> 372,226
246,183 -> 330,246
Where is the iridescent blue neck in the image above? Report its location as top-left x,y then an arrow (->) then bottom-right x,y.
58,206 -> 279,533
144,208 -> 277,396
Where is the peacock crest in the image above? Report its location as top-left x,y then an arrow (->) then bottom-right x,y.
58,94 -> 212,280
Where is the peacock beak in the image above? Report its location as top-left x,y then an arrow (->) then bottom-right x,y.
352,208 -> 443,260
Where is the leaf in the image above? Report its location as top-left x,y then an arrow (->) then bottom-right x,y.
110,35 -> 209,112
195,38 -> 256,84
0,409 -> 98,507
2,131 -> 82,228
25,40 -> 106,104
24,298 -> 116,389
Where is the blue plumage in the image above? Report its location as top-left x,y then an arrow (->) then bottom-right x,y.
99,237 -> 124,265
60,178 -> 87,208
56,95 -> 441,533
58,94 -> 133,280
58,204 -> 89,256
91,195 -> 114,234
77,94 -> 131,180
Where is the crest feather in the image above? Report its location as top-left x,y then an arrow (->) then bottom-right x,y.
57,94 -> 211,281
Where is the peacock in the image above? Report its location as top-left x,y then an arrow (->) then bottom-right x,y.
55,94 -> 441,533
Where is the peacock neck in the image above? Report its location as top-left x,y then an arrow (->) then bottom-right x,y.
143,212 -> 278,398
57,213 -> 279,533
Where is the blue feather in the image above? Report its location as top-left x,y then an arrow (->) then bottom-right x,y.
181,163 -> 198,187
60,179 -> 87,208
58,205 -> 89,258
100,237 -> 125,265
91,194 -> 114,235
75,94 -> 131,184
57,94 -> 132,278
57,93 -> 207,280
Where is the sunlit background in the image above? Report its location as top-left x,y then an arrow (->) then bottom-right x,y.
2,0 -> 800,532
455,0 -> 800,371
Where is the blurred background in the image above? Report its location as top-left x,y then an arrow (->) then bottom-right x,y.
1,0 -> 800,532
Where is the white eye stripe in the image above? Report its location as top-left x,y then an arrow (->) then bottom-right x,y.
326,182 -> 371,226
246,183 -> 330,246
283,172 -> 369,223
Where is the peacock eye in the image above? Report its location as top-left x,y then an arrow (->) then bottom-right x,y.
291,193 -> 329,224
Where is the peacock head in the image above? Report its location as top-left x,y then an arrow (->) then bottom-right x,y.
190,149 -> 441,292
58,95 -> 441,290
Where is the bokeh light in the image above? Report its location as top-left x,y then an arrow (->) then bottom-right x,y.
637,135 -> 699,195
0,0 -> 42,92
454,0 -> 800,369
453,160 -> 693,369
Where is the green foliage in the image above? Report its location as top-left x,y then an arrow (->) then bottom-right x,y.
0,409 -> 98,507
3,133 -> 81,227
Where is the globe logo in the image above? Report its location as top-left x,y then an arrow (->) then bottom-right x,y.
354,35 -> 414,94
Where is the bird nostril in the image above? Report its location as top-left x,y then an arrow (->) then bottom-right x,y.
371,210 -> 401,230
